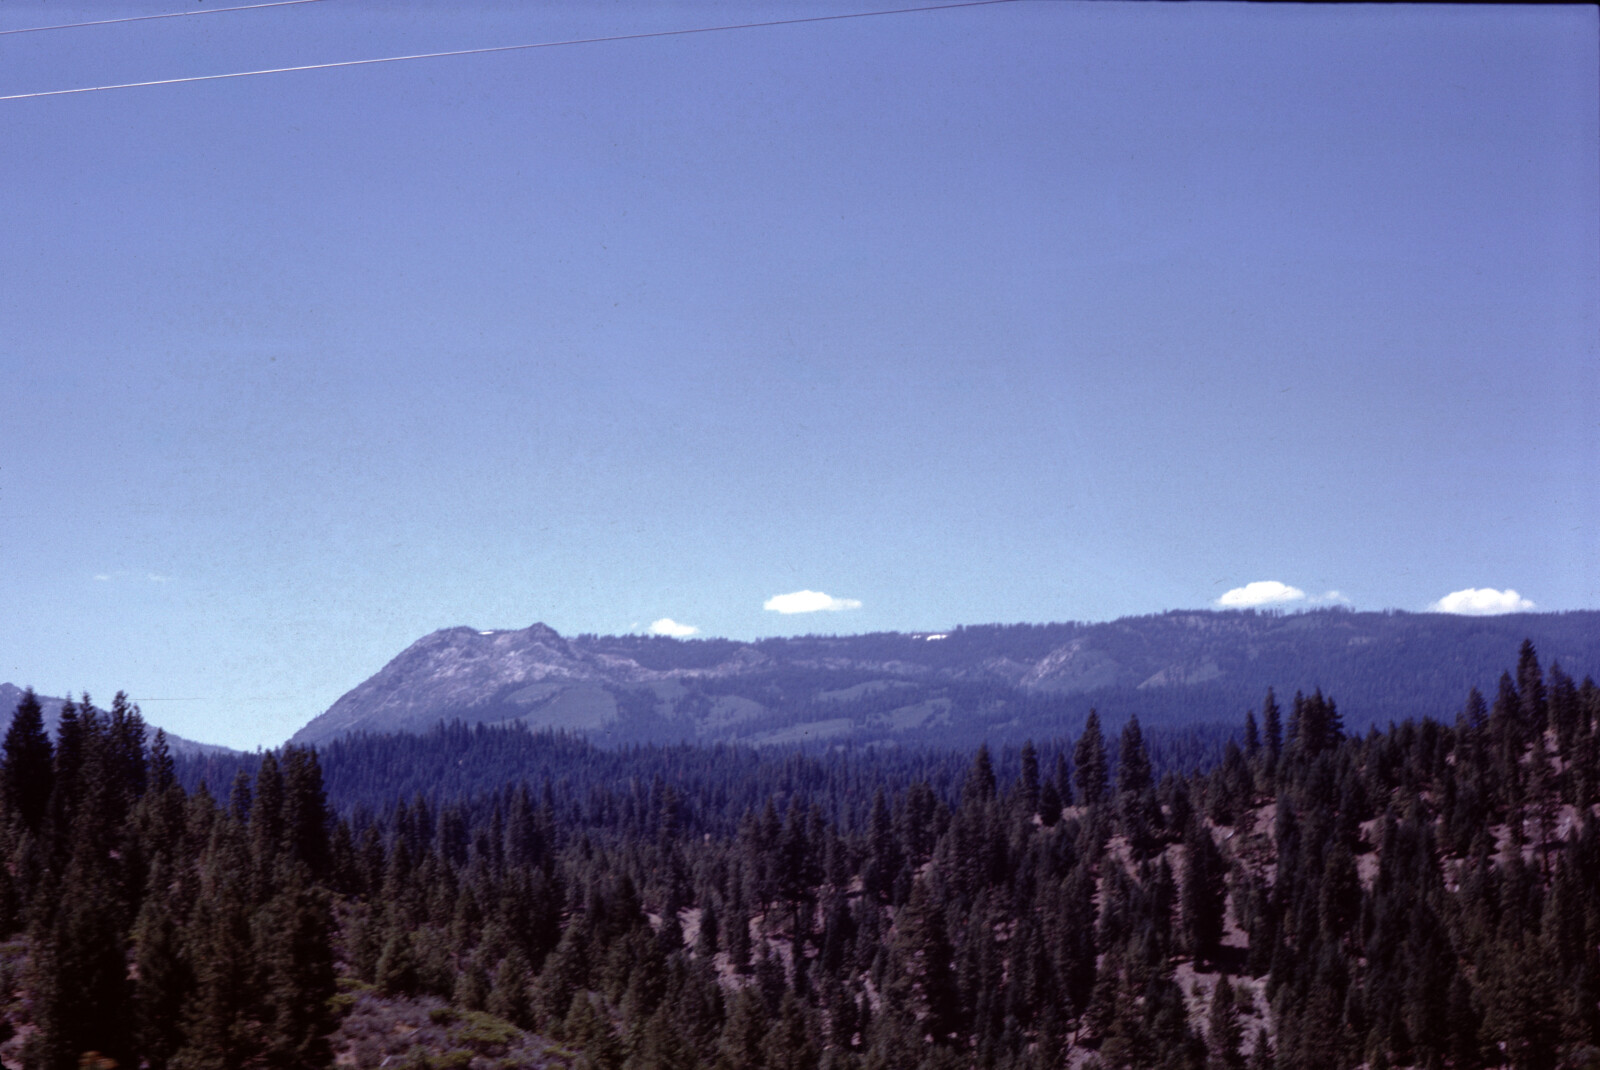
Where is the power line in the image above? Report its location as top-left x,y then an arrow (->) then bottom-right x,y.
0,0 -> 1019,102
0,0 -> 325,38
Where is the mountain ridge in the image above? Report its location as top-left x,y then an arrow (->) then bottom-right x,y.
0,683 -> 241,756
289,608 -> 1600,749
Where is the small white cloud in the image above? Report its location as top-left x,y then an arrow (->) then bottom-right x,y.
1315,590 -> 1351,605
763,590 -> 863,614
1217,581 -> 1307,607
94,574 -> 111,582
648,618 -> 700,637
1429,588 -> 1535,615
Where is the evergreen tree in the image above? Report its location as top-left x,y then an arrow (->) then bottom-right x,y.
717,988 -> 769,1070
1074,711 -> 1109,807
2,688 -> 53,833
566,992 -> 625,1070
1052,752 -> 1074,808
27,859 -> 133,1069
132,863 -> 192,1070
1261,689 -> 1282,758
258,879 -> 336,1070
374,923 -> 419,997
890,876 -> 957,1043
1181,819 -> 1227,964
1518,639 -> 1548,735
249,752 -> 285,902
1207,976 -> 1243,1070
1118,716 -> 1153,797
1017,740 -> 1041,816
764,990 -> 820,1070
279,746 -> 330,879
487,947 -> 533,1027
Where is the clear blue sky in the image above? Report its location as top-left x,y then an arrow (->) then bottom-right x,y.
3,1 -> 1596,749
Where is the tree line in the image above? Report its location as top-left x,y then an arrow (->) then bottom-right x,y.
2,640 -> 1598,1069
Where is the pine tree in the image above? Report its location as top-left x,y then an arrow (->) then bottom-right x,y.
965,744 -> 997,804
1074,711 -> 1109,807
1517,639 -> 1548,734
178,820 -> 262,1070
489,947 -> 534,1028
1117,716 -> 1161,856
1207,976 -> 1243,1070
697,899 -> 720,959
374,924 -> 419,997
249,752 -> 285,902
2,688 -> 53,833
763,990 -> 819,1070
1181,820 -> 1227,964
865,788 -> 899,902
27,860 -> 134,1069
279,746 -> 330,879
44,698 -> 85,861
565,991 -> 624,1070
890,876 -> 957,1043
106,691 -> 148,811
132,862 -> 192,1070
1018,740 -> 1041,816
716,988 -> 769,1070
1261,690 -> 1282,757
1053,752 -> 1074,808
1118,716 -> 1153,797
258,878 -> 337,1070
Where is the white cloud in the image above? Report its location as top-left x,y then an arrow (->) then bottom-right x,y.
1217,581 -> 1307,607
1429,588 -> 1535,615
1316,590 -> 1351,605
648,618 -> 700,637
764,590 -> 863,614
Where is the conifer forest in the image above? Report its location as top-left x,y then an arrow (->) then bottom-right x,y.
3,641 -> 1599,1070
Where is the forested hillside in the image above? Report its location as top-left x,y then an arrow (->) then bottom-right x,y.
176,721 -> 1235,832
1,641 -> 1598,1069
289,610 -> 1600,750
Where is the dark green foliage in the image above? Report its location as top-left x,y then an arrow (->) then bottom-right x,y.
1075,709 -> 1109,807
2,688 -> 53,833
6,642 -> 1599,1070
486,947 -> 532,1028
1182,819 -> 1227,963
0,691 -> 344,1070
376,926 -> 420,997
133,863 -> 192,1070
259,879 -> 337,1070
1207,975 -> 1243,1070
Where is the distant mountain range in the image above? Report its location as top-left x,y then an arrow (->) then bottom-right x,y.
289,609 -> 1600,749
0,683 -> 239,757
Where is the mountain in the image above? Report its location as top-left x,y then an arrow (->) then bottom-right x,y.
289,609 -> 1600,748
0,683 -> 239,757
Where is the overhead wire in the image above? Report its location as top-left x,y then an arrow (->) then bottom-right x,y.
0,0 -> 1019,102
0,0 -> 325,38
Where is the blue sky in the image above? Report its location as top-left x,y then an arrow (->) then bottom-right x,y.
2,1 -> 1596,749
